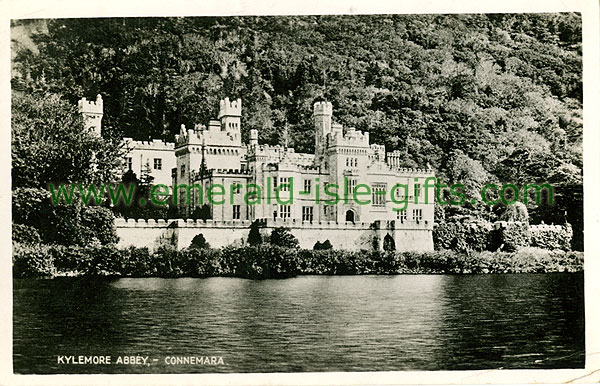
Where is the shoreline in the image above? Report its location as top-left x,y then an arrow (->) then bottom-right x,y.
13,243 -> 583,279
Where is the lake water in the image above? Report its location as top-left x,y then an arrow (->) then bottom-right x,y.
13,273 -> 584,374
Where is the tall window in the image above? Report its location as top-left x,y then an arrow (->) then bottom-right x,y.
303,179 -> 312,194
181,165 -> 186,177
279,177 -> 290,192
397,210 -> 407,223
302,206 -> 314,222
414,183 -> 421,198
232,181 -> 241,195
153,158 -> 162,170
372,183 -> 387,207
126,157 -> 132,170
279,205 -> 291,219
346,178 -> 357,196
233,205 -> 241,220
413,209 -> 423,222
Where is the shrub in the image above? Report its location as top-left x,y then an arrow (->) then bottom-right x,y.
50,244 -> 90,273
530,223 -> 572,251
80,206 -> 119,245
175,247 -> 224,277
313,240 -> 333,250
190,233 -> 210,249
269,227 -> 299,249
221,244 -> 299,279
490,222 -> 531,252
13,242 -> 56,277
13,188 -> 119,247
497,202 -> 529,223
383,234 -> 396,251
119,246 -> 153,276
433,221 -> 492,252
247,221 -> 262,245
12,224 -> 41,245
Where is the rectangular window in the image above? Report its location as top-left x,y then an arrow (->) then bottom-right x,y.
346,178 -> 357,196
397,210 -> 407,223
279,205 -> 291,219
232,181 -> 241,194
127,157 -> 132,170
303,179 -> 312,194
153,158 -> 162,170
414,183 -> 421,198
302,206 -> 314,222
233,205 -> 241,220
180,165 -> 185,177
372,183 -> 387,207
279,177 -> 289,192
413,209 -> 423,222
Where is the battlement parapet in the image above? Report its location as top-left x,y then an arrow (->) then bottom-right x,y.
218,97 -> 242,118
115,218 -> 254,229
329,131 -> 370,148
389,166 -> 435,175
493,221 -> 527,229
211,168 -> 252,176
78,94 -> 103,115
529,224 -> 569,231
123,137 -> 175,151
314,101 -> 333,116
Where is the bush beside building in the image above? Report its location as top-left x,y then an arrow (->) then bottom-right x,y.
13,242 -> 583,279
433,220 -> 572,253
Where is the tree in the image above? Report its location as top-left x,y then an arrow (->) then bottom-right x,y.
11,92 -> 123,189
12,15 -> 582,242
12,187 -> 119,246
313,240 -> 333,250
191,204 -> 212,220
190,233 -> 210,249
247,221 -> 262,245
269,227 -> 299,249
383,234 -> 396,251
497,202 -> 529,223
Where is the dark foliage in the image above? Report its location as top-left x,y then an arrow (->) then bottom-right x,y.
12,243 -> 583,278
269,227 -> 299,249
190,233 -> 210,249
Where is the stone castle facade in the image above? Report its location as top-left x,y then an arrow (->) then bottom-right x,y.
79,95 -> 435,251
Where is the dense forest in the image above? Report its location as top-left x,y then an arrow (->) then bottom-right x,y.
11,14 -> 583,249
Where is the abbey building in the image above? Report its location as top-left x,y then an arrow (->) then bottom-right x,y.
78,95 -> 435,251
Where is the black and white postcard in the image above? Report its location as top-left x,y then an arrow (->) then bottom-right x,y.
3,0 -> 599,384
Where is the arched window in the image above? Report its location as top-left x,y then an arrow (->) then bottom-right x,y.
345,209 -> 355,223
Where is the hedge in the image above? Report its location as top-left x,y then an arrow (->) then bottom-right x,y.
530,224 -> 572,251
12,242 -> 583,278
433,221 -> 492,252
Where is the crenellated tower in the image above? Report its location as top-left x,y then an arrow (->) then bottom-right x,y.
78,94 -> 103,136
218,97 -> 242,134
313,101 -> 332,167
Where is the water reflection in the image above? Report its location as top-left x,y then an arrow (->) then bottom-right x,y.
13,273 -> 584,373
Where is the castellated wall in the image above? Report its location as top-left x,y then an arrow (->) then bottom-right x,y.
114,218 -> 433,252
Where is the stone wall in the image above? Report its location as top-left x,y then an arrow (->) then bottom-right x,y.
114,218 -> 434,252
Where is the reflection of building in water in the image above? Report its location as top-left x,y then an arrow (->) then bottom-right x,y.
80,95 -> 435,251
